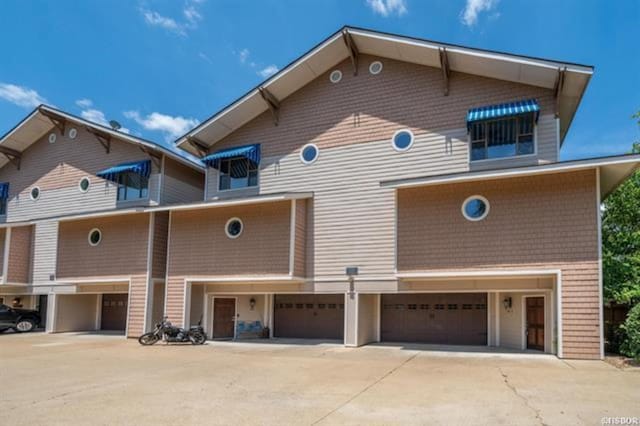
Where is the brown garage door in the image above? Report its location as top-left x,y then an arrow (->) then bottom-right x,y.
101,294 -> 128,331
381,293 -> 487,345
274,294 -> 344,339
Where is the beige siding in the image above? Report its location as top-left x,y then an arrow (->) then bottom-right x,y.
56,214 -> 150,279
161,158 -> 204,204
0,228 -> 5,279
151,281 -> 165,325
152,211 -> 169,279
31,220 -> 59,285
6,225 -> 33,284
294,199 -> 307,277
397,170 -> 600,359
0,126 -> 162,222
127,275 -> 148,337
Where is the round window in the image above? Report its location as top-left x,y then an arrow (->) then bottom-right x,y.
225,218 -> 243,239
329,70 -> 342,83
68,128 -> 78,139
48,133 -> 57,144
300,143 -> 319,164
79,177 -> 91,193
369,61 -> 383,75
462,196 -> 490,221
391,129 -> 414,152
88,228 -> 102,246
30,187 -> 40,201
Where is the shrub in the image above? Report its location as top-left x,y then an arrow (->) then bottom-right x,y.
620,304 -> 640,360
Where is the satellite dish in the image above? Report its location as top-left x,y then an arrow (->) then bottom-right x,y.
109,120 -> 122,130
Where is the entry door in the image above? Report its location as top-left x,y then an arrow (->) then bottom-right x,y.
101,294 -> 128,331
213,298 -> 236,339
526,297 -> 545,351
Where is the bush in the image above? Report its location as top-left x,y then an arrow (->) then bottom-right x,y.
620,304 -> 640,360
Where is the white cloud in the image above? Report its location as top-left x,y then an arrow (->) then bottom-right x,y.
124,110 -> 198,141
460,0 -> 498,27
238,48 -> 250,64
0,83 -> 47,108
366,0 -> 407,17
80,107 -> 130,133
142,10 -> 186,36
198,52 -> 213,64
183,5 -> 202,26
257,65 -> 279,78
75,98 -> 93,108
140,0 -> 205,36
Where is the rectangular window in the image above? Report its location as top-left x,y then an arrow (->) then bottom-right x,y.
0,198 -> 6,216
470,113 -> 535,161
218,158 -> 258,191
116,172 -> 149,201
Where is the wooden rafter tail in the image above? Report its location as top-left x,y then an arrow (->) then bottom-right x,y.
139,146 -> 162,168
85,126 -> 111,153
554,66 -> 567,118
0,146 -> 21,170
342,29 -> 359,76
38,108 -> 66,135
259,87 -> 280,126
439,47 -> 451,96
186,136 -> 209,157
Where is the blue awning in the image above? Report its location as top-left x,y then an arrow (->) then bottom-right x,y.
96,160 -> 151,183
467,99 -> 540,129
202,144 -> 261,170
0,182 -> 9,200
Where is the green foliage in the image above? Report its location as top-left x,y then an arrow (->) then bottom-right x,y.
602,113 -> 640,304
620,304 -> 640,360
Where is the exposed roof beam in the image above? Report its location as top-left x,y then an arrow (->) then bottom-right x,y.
38,107 -> 66,135
342,29 -> 359,76
259,87 -> 280,126
0,146 -> 21,170
554,66 -> 567,118
439,47 -> 451,96
186,136 -> 209,157
139,146 -> 162,167
85,126 -> 111,153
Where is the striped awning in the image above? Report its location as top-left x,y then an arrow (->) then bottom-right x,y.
202,144 -> 261,170
467,99 -> 540,129
96,160 -> 151,183
0,182 -> 9,200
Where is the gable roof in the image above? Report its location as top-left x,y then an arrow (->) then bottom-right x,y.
0,105 -> 204,171
175,25 -> 593,155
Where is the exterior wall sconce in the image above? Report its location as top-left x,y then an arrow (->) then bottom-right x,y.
503,296 -> 512,311
249,297 -> 256,311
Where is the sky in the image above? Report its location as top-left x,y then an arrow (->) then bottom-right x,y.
0,0 -> 638,160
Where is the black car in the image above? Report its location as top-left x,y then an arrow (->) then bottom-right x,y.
0,304 -> 41,333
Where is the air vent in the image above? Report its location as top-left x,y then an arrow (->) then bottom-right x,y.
48,133 -> 57,144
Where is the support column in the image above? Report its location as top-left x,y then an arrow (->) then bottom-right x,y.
45,293 -> 57,333
344,292 -> 357,347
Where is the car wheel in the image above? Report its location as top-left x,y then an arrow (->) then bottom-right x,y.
15,319 -> 36,333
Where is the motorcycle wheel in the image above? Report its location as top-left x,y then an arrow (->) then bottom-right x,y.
138,333 -> 160,346
189,332 -> 206,345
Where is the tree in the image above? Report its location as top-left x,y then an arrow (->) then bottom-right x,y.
602,111 -> 640,304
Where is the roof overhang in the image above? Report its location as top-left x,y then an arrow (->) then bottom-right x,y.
176,26 -> 593,155
148,191 -> 314,213
380,154 -> 640,199
0,105 -> 204,172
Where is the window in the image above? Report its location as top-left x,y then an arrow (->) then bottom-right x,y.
68,128 -> 78,139
116,172 -> 149,201
392,129 -> 414,152
88,228 -> 102,246
369,61 -> 383,75
300,143 -> 319,164
329,70 -> 342,83
470,113 -> 535,161
0,198 -> 6,216
462,195 -> 490,221
79,177 -> 91,193
30,187 -> 40,201
225,217 -> 243,239
218,158 -> 258,191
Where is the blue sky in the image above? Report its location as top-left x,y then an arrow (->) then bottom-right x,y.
0,0 -> 638,160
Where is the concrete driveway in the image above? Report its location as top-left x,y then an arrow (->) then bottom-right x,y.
1,333 -> 638,425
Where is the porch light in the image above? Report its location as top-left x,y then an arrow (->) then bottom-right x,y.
249,297 -> 256,310
503,297 -> 512,310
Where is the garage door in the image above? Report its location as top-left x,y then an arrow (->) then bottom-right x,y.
274,294 -> 344,339
101,294 -> 128,331
381,293 -> 487,345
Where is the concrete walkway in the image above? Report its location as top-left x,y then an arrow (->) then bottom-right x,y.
1,333 -> 638,425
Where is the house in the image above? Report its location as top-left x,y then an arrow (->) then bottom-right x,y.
0,27 -> 638,360
0,105 -> 204,336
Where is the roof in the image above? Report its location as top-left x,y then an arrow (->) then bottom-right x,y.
380,153 -> 640,198
0,105 -> 205,171
176,25 -> 593,155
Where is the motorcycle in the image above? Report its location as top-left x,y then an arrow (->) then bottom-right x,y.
138,316 -> 206,346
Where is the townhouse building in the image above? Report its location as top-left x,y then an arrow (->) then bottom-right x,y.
1,27 -> 638,360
